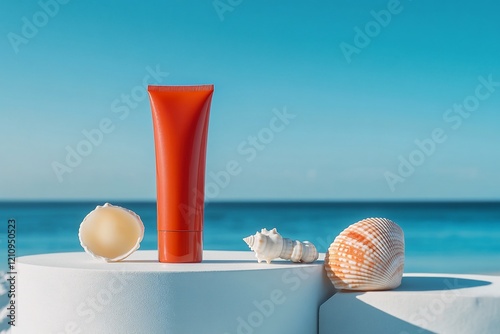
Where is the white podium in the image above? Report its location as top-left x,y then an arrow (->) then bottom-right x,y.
15,250 -> 335,334
319,273 -> 500,334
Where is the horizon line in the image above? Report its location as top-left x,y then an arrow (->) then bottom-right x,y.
1,199 -> 499,204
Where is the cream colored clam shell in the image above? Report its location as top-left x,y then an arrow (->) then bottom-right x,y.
243,228 -> 319,264
78,203 -> 145,262
325,217 -> 405,291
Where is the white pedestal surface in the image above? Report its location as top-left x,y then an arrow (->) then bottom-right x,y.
15,250 -> 335,334
319,273 -> 500,334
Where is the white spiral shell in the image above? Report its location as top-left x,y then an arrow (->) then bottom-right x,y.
324,218 -> 405,291
243,228 -> 319,264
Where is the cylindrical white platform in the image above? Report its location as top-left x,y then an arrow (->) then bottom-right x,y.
15,250 -> 335,334
319,273 -> 500,334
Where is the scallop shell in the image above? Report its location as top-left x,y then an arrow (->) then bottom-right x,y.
243,228 -> 319,264
78,203 -> 144,262
324,218 -> 404,291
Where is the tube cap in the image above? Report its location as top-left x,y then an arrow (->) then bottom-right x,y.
158,231 -> 202,263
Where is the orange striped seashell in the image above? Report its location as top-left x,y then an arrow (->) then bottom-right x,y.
324,218 -> 405,291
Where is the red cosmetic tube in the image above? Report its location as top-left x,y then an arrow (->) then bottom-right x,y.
148,85 -> 214,263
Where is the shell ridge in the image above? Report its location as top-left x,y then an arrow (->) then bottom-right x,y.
324,217 -> 405,291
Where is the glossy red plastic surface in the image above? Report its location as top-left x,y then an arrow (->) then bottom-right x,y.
148,85 -> 214,263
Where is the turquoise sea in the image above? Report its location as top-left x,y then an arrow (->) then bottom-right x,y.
1,201 -> 499,273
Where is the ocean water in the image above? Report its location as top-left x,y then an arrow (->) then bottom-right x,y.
1,201 -> 499,274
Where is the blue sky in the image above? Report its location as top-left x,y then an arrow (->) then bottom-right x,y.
1,0 -> 499,200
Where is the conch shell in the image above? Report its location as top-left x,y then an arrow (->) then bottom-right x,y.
79,203 -> 144,262
243,228 -> 319,264
324,217 -> 405,291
